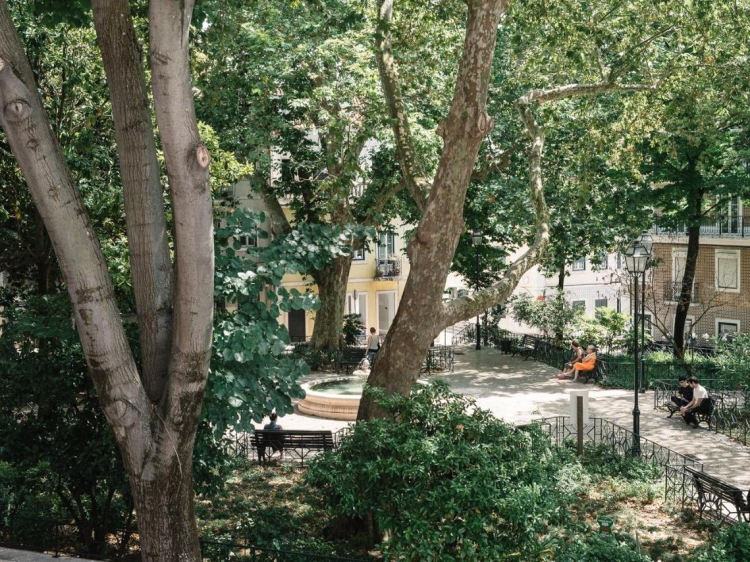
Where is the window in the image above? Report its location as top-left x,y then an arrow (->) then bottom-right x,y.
616,298 -> 621,313
643,313 -> 653,336
378,233 -> 397,260
572,300 -> 586,312
716,250 -> 740,292
238,235 -> 257,248
352,247 -> 365,261
594,298 -> 608,309
572,258 -> 586,271
671,249 -> 693,301
346,292 -> 367,326
593,253 -> 608,270
616,254 -> 623,269
717,319 -> 739,336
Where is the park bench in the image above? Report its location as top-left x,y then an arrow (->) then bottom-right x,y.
338,346 -> 367,374
251,429 -> 335,466
512,335 -> 539,361
666,395 -> 720,428
684,466 -> 750,524
578,358 -> 605,385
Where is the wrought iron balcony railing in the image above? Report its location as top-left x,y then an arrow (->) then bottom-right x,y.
375,257 -> 402,278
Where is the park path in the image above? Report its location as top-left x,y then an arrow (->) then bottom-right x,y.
0,547 -> 97,561
280,344 -> 750,489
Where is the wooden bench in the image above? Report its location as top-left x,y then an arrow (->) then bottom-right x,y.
685,466 -> 750,524
338,346 -> 366,374
578,359 -> 605,384
512,335 -> 539,361
251,429 -> 335,466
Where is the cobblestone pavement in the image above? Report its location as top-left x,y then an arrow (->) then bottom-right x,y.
272,344 -> 750,489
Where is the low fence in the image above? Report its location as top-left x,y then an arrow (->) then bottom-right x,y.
531,416 -> 704,512
653,379 -> 750,446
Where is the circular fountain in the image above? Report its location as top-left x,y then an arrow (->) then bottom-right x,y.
297,376 -> 366,421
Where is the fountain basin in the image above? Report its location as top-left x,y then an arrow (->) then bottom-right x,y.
297,376 -> 365,421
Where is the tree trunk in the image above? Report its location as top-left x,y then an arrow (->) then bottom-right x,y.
358,0 -> 508,420
310,253 -> 353,350
92,0 -> 174,402
131,461 -> 200,561
673,187 -> 702,359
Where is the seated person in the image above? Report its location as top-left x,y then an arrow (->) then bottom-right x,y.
681,377 -> 711,428
668,376 -> 693,417
260,412 -> 284,460
561,340 -> 584,377
570,345 -> 597,382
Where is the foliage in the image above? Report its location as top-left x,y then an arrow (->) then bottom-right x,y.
694,523 -> 750,562
342,313 -> 365,347
207,208 -> 360,439
510,290 -> 583,339
555,533 -> 651,562
0,294 -> 133,554
306,381 -> 569,561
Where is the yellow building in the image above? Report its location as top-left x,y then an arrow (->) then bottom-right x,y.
231,178 -> 410,341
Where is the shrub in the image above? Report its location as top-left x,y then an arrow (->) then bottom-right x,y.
694,522 -> 750,561
555,533 -> 651,561
342,313 -> 365,346
306,381 -> 570,561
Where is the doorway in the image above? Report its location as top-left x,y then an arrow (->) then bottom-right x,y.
288,309 -> 306,342
377,291 -> 397,335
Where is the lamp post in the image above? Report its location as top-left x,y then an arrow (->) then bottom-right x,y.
623,231 -> 653,456
472,230 -> 483,350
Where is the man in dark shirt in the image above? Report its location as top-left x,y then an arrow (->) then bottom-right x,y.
261,412 -> 283,460
668,376 -> 693,418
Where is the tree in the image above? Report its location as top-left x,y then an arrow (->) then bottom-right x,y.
358,0 -> 667,419
0,0 -> 212,558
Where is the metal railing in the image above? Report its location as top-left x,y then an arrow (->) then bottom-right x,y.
374,257 -> 401,278
422,345 -> 455,374
651,217 -> 750,238
531,416 -> 704,512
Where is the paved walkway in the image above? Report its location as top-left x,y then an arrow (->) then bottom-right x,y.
0,547 -> 96,561
275,344 -> 750,489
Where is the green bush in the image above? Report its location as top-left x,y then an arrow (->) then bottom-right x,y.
555,533 -> 651,561
306,381 -> 570,561
342,313 -> 365,346
694,522 -> 750,561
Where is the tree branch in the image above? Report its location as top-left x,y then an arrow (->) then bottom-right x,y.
375,0 -> 429,212
442,80 -> 657,326
149,0 -> 213,446
470,141 -> 521,181
0,0 -> 149,467
92,0 -> 174,402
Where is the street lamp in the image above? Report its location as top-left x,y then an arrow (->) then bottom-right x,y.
472,230 -> 483,350
623,231 -> 653,455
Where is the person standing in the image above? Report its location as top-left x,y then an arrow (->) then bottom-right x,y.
681,377 -> 711,428
365,327 -> 380,365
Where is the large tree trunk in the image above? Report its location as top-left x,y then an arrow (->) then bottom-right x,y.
673,183 -> 702,359
131,459 -> 200,560
0,2 -> 212,559
358,0 -> 509,419
310,253 -> 354,350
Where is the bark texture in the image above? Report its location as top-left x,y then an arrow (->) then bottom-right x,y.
358,0 -> 509,419
0,1 -> 213,559
310,253 -> 354,350
92,0 -> 174,402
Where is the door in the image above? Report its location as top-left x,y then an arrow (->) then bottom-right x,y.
288,309 -> 306,342
377,292 -> 397,335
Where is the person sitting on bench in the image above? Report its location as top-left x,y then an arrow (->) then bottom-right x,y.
570,345 -> 597,382
561,340 -> 584,377
680,377 -> 710,428
668,375 -> 693,416
263,412 -> 284,458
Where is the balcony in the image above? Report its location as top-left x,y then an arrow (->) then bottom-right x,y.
375,258 -> 402,279
662,281 -> 701,303
651,215 -> 750,239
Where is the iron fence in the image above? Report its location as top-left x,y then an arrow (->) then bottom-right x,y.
531,416 -> 704,512
422,345 -> 455,374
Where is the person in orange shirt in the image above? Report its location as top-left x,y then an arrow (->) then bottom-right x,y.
570,344 -> 597,382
